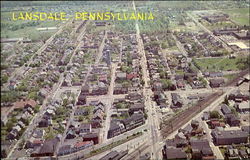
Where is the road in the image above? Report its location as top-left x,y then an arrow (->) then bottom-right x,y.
6,19 -> 74,159
132,1 -> 162,159
187,12 -> 232,52
3,19 -> 73,91
55,23 -> 106,155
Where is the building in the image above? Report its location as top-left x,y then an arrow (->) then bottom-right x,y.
211,128 -> 248,145
162,147 -> 187,160
82,133 -> 99,144
190,139 -> 215,160
209,79 -> 225,88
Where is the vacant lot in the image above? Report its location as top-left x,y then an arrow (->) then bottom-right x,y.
193,57 -> 245,72
222,8 -> 249,26
1,11 -> 61,41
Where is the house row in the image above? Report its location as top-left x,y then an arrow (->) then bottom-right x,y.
108,111 -> 145,138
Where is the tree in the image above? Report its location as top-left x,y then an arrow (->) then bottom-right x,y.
210,111 -> 220,119
1,149 -> 7,158
78,116 -> 84,122
223,96 -> 229,105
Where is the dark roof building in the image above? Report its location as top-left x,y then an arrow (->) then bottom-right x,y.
211,128 -> 248,145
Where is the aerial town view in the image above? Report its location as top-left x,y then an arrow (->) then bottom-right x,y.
1,1 -> 249,160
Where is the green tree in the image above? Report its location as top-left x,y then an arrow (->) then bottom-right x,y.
209,111 -> 220,119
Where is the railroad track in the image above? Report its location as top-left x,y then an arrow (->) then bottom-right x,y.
121,142 -> 149,160
161,92 -> 222,138
225,69 -> 249,87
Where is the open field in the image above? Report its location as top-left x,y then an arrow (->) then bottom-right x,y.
1,11 -> 61,41
193,57 -> 246,72
222,8 -> 250,26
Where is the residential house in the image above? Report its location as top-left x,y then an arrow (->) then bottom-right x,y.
74,108 -> 89,116
225,114 -> 240,127
235,101 -> 249,113
209,79 -> 225,88
76,95 -> 86,105
73,141 -> 93,151
82,133 -> 99,144
162,147 -> 187,160
190,139 -> 215,160
171,93 -> 183,108
78,123 -> 92,134
116,72 -> 127,81
107,120 -> 125,139
129,103 -> 145,114
31,137 -> 59,157
126,92 -> 142,102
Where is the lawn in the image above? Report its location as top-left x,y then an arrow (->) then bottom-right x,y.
193,57 -> 245,72
222,8 -> 250,26
1,11 -> 61,41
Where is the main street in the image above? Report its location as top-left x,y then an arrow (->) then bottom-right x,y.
133,1 -> 162,159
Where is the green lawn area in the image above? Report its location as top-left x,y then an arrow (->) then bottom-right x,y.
193,57 -> 245,72
222,8 -> 250,26
1,11 -> 61,41
224,74 -> 237,81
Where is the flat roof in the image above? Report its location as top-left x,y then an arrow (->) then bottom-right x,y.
228,42 -> 249,49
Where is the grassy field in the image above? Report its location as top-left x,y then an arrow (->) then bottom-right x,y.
193,57 -> 245,72
222,8 -> 249,26
1,11 -> 61,41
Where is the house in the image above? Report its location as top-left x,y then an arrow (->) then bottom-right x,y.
153,81 -> 163,91
126,73 -> 138,80
116,72 -> 127,80
126,92 -> 142,101
31,137 -> 59,157
176,80 -> 185,89
74,141 -> 93,151
209,79 -> 225,88
121,111 -> 145,131
82,133 -> 99,144
165,137 -> 188,148
211,128 -> 248,145
225,114 -> 240,126
229,90 -> 249,102
236,101 -> 250,113
78,123 -> 92,134
207,119 -> 225,129
81,84 -> 90,95
92,112 -> 103,122
202,112 -> 210,121
99,74 -> 108,83
74,108 -> 88,116
129,103 -> 145,114
76,95 -> 86,105
221,104 -> 231,115
66,130 -> 76,139
91,121 -> 102,128
38,119 -> 51,128
25,139 -> 43,149
162,147 -> 187,160
58,145 -> 72,156
114,84 -> 128,94
33,129 -> 45,139
190,139 -> 215,160
17,121 -> 26,128
7,130 -> 19,140
155,92 -> 167,105
108,120 -> 125,138
171,93 -> 183,108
